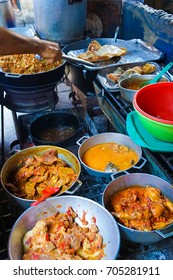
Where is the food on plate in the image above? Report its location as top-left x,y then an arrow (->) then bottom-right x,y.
77,40 -> 126,62
106,63 -> 156,83
81,142 -> 138,172
109,185 -> 173,231
22,207 -> 105,260
0,54 -> 62,74
5,149 -> 77,200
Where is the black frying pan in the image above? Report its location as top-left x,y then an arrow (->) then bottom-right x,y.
30,112 -> 84,147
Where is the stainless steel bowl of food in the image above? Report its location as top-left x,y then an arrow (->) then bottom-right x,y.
119,74 -> 170,103
1,146 -> 82,209
102,172 -> 173,244
8,195 -> 121,260
77,132 -> 147,180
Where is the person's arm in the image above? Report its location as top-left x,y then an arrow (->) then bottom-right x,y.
0,27 -> 62,63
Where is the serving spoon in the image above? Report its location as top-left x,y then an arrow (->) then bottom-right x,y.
31,186 -> 61,206
139,61 -> 173,89
105,162 -> 119,172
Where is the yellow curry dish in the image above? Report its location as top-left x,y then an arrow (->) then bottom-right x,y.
109,185 -> 173,231
22,207 -> 105,260
81,142 -> 139,172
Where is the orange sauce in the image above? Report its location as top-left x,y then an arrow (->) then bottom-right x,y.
109,185 -> 173,231
81,142 -> 138,172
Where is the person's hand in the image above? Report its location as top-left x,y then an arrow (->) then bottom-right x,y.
36,39 -> 62,64
0,27 -> 62,63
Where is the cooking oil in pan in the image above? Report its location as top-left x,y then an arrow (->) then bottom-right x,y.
37,125 -> 76,142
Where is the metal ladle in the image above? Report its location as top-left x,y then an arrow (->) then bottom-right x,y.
113,26 -> 120,43
139,61 -> 173,89
105,162 -> 119,172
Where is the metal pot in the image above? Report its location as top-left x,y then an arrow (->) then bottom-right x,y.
8,195 -> 120,260
77,133 -> 147,180
119,74 -> 170,104
33,0 -> 87,44
0,60 -> 65,112
102,173 -> 173,244
30,112 -> 84,147
1,145 -> 82,209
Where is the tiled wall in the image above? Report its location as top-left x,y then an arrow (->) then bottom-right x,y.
121,1 -> 173,63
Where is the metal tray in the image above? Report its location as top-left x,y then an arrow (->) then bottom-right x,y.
96,61 -> 162,92
64,38 -> 163,71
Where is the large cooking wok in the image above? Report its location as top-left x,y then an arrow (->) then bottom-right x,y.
0,59 -> 66,112
0,146 -> 82,209
0,59 -> 66,88
8,195 -> 121,260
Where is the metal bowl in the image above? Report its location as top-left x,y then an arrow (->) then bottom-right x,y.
1,146 -> 81,209
102,173 -> 173,244
8,195 -> 121,260
119,74 -> 169,103
77,133 -> 147,180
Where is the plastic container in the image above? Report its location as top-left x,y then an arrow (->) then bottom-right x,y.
133,82 -> 173,142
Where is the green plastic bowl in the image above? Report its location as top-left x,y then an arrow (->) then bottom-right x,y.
133,82 -> 173,142
134,109 -> 173,142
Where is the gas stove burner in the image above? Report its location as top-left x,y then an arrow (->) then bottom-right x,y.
4,87 -> 59,113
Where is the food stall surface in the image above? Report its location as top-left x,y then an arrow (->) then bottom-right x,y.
0,81 -> 173,260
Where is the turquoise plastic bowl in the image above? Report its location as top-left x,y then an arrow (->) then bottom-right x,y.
133,82 -> 173,142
